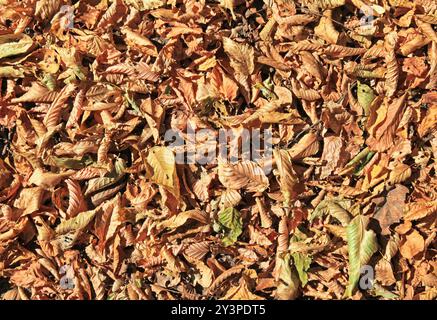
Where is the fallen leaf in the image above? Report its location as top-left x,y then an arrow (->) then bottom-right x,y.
374,185 -> 409,235
399,229 -> 425,259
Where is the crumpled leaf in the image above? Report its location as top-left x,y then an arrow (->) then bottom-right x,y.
291,252 -> 312,286
84,158 -> 126,196
273,149 -> 300,206
399,229 -> 425,260
222,37 -> 254,76
374,184 -> 409,235
275,254 -> 300,300
221,276 -> 264,300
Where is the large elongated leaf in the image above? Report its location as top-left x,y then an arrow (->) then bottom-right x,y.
56,209 -> 97,235
0,34 -> 34,60
310,198 -> 352,226
273,149 -> 300,205
291,252 -> 312,286
275,254 -> 300,300
345,215 -> 378,297
158,210 -> 208,230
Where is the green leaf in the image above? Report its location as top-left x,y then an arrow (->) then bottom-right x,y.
345,147 -> 370,167
125,94 -> 142,116
345,215 -> 378,297
310,198 -> 352,226
0,34 -> 33,60
291,252 -> 312,286
0,66 -> 25,78
84,158 -> 126,196
354,151 -> 375,175
254,77 -> 277,101
275,254 -> 300,300
357,81 -> 375,116
52,155 -> 94,169
370,283 -> 399,300
42,73 -> 57,91
217,207 -> 243,246
56,209 -> 97,235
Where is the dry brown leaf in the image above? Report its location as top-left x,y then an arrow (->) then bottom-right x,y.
218,161 -> 269,193
399,229 -> 425,260
374,185 -> 409,235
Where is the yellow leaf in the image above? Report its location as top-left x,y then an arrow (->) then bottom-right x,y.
357,82 -> 375,116
146,146 -> 179,196
0,66 -> 25,78
158,210 -> 208,230
220,0 -> 236,20
197,56 -> 217,71
55,209 -> 97,235
0,34 -> 33,60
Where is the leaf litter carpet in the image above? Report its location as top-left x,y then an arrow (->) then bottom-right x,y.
0,0 -> 436,300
